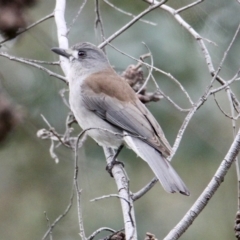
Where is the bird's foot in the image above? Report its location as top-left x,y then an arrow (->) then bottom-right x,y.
105,144 -> 124,177
106,159 -> 125,177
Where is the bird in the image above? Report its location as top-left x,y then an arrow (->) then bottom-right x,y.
51,42 -> 189,196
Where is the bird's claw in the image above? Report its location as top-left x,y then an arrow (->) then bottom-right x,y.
106,159 -> 125,177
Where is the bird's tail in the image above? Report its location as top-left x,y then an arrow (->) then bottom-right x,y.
124,135 -> 190,196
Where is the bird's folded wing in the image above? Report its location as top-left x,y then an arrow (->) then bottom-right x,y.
82,92 -> 172,157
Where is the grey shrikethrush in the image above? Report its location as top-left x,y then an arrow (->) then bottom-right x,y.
51,42 -> 189,196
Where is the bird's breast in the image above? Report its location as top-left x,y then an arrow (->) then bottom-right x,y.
68,80 -> 123,148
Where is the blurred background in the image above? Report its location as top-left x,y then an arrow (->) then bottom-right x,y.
0,0 -> 240,239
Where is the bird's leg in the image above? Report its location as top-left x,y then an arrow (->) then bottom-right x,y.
106,144 -> 125,177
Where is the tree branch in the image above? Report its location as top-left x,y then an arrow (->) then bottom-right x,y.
0,52 -> 67,83
103,147 -> 137,240
42,191 -> 74,240
0,12 -> 54,45
99,0 -> 167,49
164,128 -> 240,240
103,0 -> 157,26
54,0 -> 69,75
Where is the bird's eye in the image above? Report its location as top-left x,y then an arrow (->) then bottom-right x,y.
78,50 -> 86,58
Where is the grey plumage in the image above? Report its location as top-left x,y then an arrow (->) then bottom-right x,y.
51,42 -> 190,196
124,135 -> 189,194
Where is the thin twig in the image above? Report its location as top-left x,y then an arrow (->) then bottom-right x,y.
132,177 -> 158,201
99,0 -> 167,49
176,0 -> 204,14
230,92 -> 240,114
170,104 -> 198,160
208,22 -> 240,89
37,128 -> 75,148
171,21 -> 240,159
211,68 -> 240,94
213,94 -> 239,120
53,1 -> 87,239
135,2 -> 240,238
227,89 -> 240,211
88,227 -> 116,240
42,191 -> 74,240
151,74 -> 190,112
143,0 -> 240,111
59,88 -> 70,108
38,124 -> 146,151
11,57 -> 59,65
198,22 -> 240,112
41,114 -> 70,160
0,52 -> 67,83
0,12 -> 54,44
141,1 -> 216,84
106,41 -> 193,106
137,42 -> 154,94
95,0 -> 106,47
63,112 -> 76,145
44,212 -> 53,240
90,194 -> 130,203
67,0 -> 88,35
120,42 -> 190,111
164,129 -> 240,240
49,138 -> 59,163
103,0 -> 157,26
74,134 -> 86,240
102,229 -> 125,240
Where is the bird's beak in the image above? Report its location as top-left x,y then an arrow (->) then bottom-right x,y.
51,47 -> 73,59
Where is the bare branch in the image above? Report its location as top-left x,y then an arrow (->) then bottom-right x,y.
38,124 -> 146,154
90,194 -> 129,203
103,147 -> 137,240
150,74 -> 191,112
95,0 -> 106,46
106,41 -> 193,106
136,43 -> 154,94
213,94 -> 239,120
59,88 -> 70,108
87,227 -> 116,240
142,0 -> 217,82
43,212 -> 53,240
0,52 -> 67,83
99,0 -> 167,49
132,177 -> 158,201
103,229 -> 125,240
176,0 -> 204,14
42,191 -> 74,240
199,22 -> 240,113
211,67 -> 240,94
74,134 -> 86,240
103,0 -> 157,26
67,0 -> 88,35
230,91 -> 240,114
226,89 -> 240,211
0,12 -> 54,45
37,128 -> 75,148
170,105 -> 197,160
164,128 -> 240,240
170,20 -> 240,160
11,57 -> 59,65
49,139 -> 59,163
143,0 -> 240,112
54,0 -> 69,75
207,22 -> 240,88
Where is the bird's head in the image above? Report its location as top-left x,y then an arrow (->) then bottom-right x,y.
51,42 -> 109,73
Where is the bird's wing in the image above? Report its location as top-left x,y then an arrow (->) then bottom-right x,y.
81,71 -> 172,157
81,71 -> 189,195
